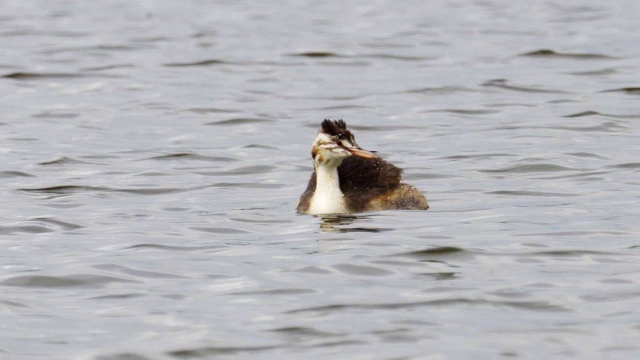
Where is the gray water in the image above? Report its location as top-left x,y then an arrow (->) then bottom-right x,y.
1,1 -> 640,359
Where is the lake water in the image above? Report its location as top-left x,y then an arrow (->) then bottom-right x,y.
1,1 -> 640,359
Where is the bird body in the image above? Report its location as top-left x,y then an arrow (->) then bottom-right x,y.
297,119 -> 429,215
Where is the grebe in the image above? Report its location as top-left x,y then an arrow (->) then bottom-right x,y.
297,119 -> 429,215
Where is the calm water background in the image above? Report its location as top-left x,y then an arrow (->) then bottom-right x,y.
1,1 -> 639,359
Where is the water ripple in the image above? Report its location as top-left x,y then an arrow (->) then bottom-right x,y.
520,49 -> 614,59
82,63 -> 135,71
189,226 -> 249,234
0,224 -> 54,234
562,110 -> 640,119
551,121 -> 627,132
2,72 -> 117,79
291,51 -> 431,62
600,87 -> 640,94
19,185 -> 203,196
269,326 -> 338,337
287,298 -> 568,314
180,107 -> 238,114
524,249 -> 627,257
231,288 -> 315,296
199,165 -> 275,176
209,182 -> 282,189
333,263 -> 394,276
92,352 -> 153,360
608,163 -> 640,169
117,187 -> 202,195
481,164 -> 576,173
125,244 -> 226,252
92,264 -> 187,279
166,345 -> 278,358
19,185 -> 110,195
1,274 -> 137,288
30,217 -> 85,230
206,117 -> 274,126
38,157 -> 95,166
406,86 -> 479,95
442,153 -> 513,160
425,108 -> 499,115
482,79 -> 570,93
0,217 -> 82,234
292,51 -> 338,58
0,171 -> 34,178
32,112 -> 79,119
142,152 -> 236,162
567,67 -> 618,76
164,59 -> 226,67
488,190 -> 579,197
398,246 -> 467,257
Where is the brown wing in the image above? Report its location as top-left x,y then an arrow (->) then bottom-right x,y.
296,171 -> 316,213
338,156 -> 403,212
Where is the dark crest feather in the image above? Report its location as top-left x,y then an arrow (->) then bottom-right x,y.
321,119 -> 348,136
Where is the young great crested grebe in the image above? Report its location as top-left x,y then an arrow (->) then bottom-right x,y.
297,119 -> 429,215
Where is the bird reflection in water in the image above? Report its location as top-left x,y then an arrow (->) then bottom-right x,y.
318,214 -> 391,233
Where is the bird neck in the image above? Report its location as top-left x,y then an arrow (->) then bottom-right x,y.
308,159 -> 348,214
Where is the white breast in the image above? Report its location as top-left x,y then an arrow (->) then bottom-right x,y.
307,165 -> 348,214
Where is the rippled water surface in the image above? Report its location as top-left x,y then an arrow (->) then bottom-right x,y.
2,1 -> 640,359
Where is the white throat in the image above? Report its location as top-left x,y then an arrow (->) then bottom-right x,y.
307,160 -> 348,214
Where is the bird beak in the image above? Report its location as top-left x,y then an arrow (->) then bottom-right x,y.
347,146 -> 378,159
